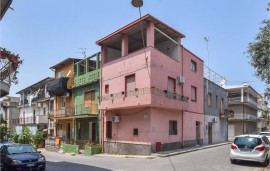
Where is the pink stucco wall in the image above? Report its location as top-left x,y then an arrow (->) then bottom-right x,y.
99,17 -> 204,149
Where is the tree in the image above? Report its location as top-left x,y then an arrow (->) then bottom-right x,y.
247,3 -> 270,95
0,116 -> 7,142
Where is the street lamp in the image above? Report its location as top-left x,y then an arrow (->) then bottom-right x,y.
131,0 -> 143,8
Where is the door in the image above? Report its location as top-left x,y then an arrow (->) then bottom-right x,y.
228,124 -> 235,141
92,122 -> 96,142
208,123 -> 212,144
66,123 -> 71,143
196,122 -> 201,145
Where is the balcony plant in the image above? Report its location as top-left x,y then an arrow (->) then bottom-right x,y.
0,47 -> 23,85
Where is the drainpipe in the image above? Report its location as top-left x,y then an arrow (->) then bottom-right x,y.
181,45 -> 184,148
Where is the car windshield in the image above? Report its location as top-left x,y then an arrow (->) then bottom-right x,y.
7,145 -> 37,154
234,137 -> 262,149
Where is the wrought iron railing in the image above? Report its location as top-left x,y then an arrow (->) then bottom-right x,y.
49,107 -> 75,118
228,97 -> 258,107
229,113 -> 260,122
101,87 -> 189,102
75,104 -> 98,115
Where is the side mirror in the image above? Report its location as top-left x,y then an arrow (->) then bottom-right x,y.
38,151 -> 41,153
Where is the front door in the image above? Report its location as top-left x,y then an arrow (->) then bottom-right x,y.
66,123 -> 71,143
196,121 -> 201,145
208,123 -> 212,144
92,122 -> 96,142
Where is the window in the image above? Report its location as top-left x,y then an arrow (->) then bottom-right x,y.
169,121 -> 177,135
125,74 -> 135,92
167,77 -> 176,93
191,60 -> 197,72
58,71 -> 63,78
133,128 -> 138,136
105,84 -> 109,94
61,97 -> 66,107
84,90 -> 96,113
191,86 -> 197,102
106,121 -> 112,139
43,108 -> 46,115
221,98 -> 224,113
216,96 -> 218,108
207,93 -> 212,107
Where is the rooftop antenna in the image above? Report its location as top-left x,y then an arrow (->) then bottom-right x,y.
204,37 -> 210,80
76,48 -> 89,58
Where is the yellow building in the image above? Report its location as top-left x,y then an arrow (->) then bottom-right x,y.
47,58 -> 81,144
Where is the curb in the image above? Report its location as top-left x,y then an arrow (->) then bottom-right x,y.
154,142 -> 230,158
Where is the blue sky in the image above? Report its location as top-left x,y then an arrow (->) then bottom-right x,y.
1,0 -> 269,96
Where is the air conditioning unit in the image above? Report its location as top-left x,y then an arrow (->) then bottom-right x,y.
112,116 -> 120,122
177,76 -> 185,84
212,117 -> 218,123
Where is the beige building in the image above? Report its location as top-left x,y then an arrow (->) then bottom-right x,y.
227,83 -> 262,141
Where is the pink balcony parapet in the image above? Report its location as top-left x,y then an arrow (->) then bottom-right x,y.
99,87 -> 188,110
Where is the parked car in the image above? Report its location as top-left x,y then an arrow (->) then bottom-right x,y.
0,142 -> 13,148
0,144 -> 46,171
230,134 -> 270,167
259,132 -> 270,141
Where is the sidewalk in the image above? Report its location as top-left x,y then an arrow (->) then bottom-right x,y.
96,142 -> 231,159
152,142 -> 230,158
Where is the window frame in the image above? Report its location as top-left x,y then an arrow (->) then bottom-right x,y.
169,120 -> 177,135
106,121 -> 112,139
191,60 -> 197,72
208,93 -> 212,107
191,86 -> 197,102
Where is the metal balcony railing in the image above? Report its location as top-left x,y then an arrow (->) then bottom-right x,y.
228,97 -> 258,107
19,117 -> 35,124
101,87 -> 189,102
229,113 -> 260,122
75,104 -> 98,115
49,107 -> 74,118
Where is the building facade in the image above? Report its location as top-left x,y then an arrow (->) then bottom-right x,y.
47,58 -> 80,144
16,77 -> 54,134
72,53 -> 100,145
203,78 -> 229,145
98,14 -> 204,155
227,84 -> 262,141
0,96 -> 20,132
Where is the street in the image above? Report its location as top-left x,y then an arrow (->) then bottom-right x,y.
43,145 -> 270,171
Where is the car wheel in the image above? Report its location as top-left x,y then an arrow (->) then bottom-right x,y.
261,158 -> 269,167
230,159 -> 236,164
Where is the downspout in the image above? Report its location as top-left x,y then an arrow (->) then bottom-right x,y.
99,50 -> 104,151
181,45 -> 184,148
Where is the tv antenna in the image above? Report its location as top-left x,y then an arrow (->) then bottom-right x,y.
76,48 -> 89,58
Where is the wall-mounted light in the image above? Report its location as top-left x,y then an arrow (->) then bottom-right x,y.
131,0 -> 143,8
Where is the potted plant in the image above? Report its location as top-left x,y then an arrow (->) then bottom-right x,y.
84,143 -> 102,156
33,131 -> 44,148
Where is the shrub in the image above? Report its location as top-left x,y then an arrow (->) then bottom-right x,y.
33,131 -> 44,146
18,127 -> 32,144
11,132 -> 19,143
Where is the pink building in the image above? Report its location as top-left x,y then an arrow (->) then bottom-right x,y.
97,14 -> 204,155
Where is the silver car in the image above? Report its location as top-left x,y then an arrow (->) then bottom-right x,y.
230,134 -> 270,167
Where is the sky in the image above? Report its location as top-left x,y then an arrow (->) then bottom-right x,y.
1,0 -> 269,97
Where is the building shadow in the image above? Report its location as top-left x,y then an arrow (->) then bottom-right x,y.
234,160 -> 270,169
46,161 -> 112,171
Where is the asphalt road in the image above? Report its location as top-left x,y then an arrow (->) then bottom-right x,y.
43,144 -> 270,171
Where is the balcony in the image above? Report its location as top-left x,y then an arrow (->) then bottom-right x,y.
35,115 -> 48,124
47,77 -> 70,96
0,81 -> 9,97
49,107 -> 74,118
228,113 -> 260,122
228,97 -> 258,108
100,87 -> 189,110
74,70 -> 99,88
74,104 -> 98,115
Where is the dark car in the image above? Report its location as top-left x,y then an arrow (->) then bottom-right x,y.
0,144 -> 46,171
